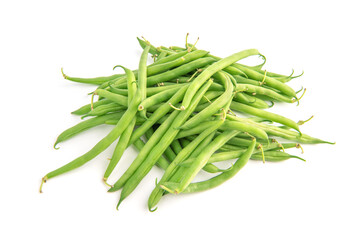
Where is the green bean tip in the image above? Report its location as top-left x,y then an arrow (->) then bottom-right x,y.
116,198 -> 123,210
61,68 -> 67,79
148,206 -> 158,212
53,142 -> 60,150
138,105 -> 144,111
103,178 -> 113,188
39,176 -> 48,193
160,182 -> 179,194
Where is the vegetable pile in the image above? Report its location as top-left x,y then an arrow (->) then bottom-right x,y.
40,35 -> 333,211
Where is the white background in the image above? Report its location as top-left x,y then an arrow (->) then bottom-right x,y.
1,0 -> 351,239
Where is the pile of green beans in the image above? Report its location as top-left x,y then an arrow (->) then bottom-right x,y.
41,35 -> 334,211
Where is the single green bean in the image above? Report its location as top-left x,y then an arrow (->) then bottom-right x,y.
61,68 -> 122,85
103,117 -> 136,181
170,139 -> 183,155
94,89 -> 128,107
71,99 -> 111,116
146,57 -> 215,87
138,45 -> 150,119
53,112 -> 124,149
251,151 -> 306,162
138,87 -> 181,111
81,103 -> 125,119
233,92 -> 270,109
156,51 -> 167,62
103,65 -> 138,181
230,101 -> 301,133
137,37 -> 159,55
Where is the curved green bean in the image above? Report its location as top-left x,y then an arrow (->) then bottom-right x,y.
182,138 -> 256,193
182,49 -> 260,109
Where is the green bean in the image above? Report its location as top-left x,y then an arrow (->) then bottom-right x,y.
182,50 -> 249,77
254,69 -> 303,83
137,37 -> 159,55
105,50 -> 205,90
234,64 -> 297,97
104,117 -> 136,181
81,103 -> 125,119
176,121 -> 215,139
40,90 -> 142,192
205,142 -> 299,164
179,138 -> 191,148
156,51 -> 167,62
144,128 -> 175,163
128,85 -> 188,145
158,46 -> 176,55
227,114 -> 333,144
108,86 -> 189,190
105,111 -> 172,126
150,50 -> 188,65
146,83 -> 188,95
220,121 -> 268,140
114,79 -> 213,208
184,131 -> 232,174
103,65 -> 138,181
168,76 -> 191,84
161,130 -> 240,194
170,131 -> 221,179
177,154 -> 240,170
146,57 -> 215,87
170,139 -> 183,155
236,83 -> 294,103
198,91 -> 223,104
71,99 -> 111,116
206,53 -> 266,75
234,75 -> 263,86
177,118 -> 267,141
218,144 -> 246,152
234,55 -> 266,71
132,138 -> 169,170
113,65 -> 137,103
163,145 -> 177,162
148,122 -> 221,211
230,101 -> 301,133
94,89 -> 128,107
61,68 -> 122,85
53,112 -> 124,149
180,71 -> 233,130
251,151 -> 306,162
138,45 -> 150,119
233,92 -> 270,109
182,49 -> 260,109
138,87 -> 181,112
152,50 -> 209,73
108,110 -> 180,193
182,138 -> 256,193
169,46 -> 186,51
